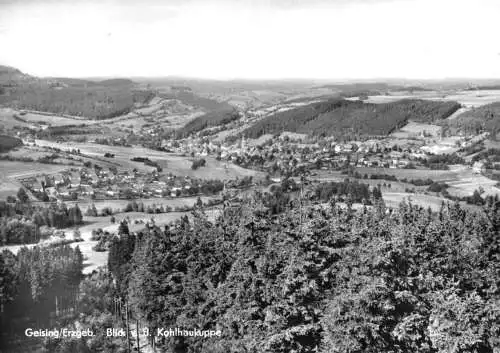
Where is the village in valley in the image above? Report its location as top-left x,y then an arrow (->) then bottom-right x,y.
2,65 -> 500,353
4,85 -> 498,215
2,0 -> 500,350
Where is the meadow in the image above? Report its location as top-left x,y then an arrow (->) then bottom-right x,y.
382,191 -> 478,211
35,139 -> 265,179
0,107 -> 33,129
313,173 -> 428,193
0,205 -> 220,274
390,121 -> 442,139
353,166 -> 462,181
366,89 -> 500,107
46,195 -> 219,213
353,165 -> 499,197
0,160 -> 68,198
15,111 -> 94,126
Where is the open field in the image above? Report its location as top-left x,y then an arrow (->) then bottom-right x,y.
364,92 -> 442,104
438,90 -> 500,107
365,90 -> 500,108
37,195 -> 220,213
35,139 -> 265,179
390,121 -> 442,139
73,211 -> 191,273
154,155 -> 266,180
247,134 -> 274,146
338,165 -> 499,197
381,192 -> 480,211
0,212 -> 189,274
3,145 -> 62,160
105,111 -> 204,131
17,111 -> 94,126
446,107 -> 472,120
351,167 -> 460,181
0,207 -> 222,274
0,160 -> 70,179
0,179 -> 24,199
446,175 -> 499,197
0,107 -> 34,129
313,172 -> 428,193
0,211 -> 186,273
35,139 -> 160,172
0,160 -> 69,186
383,192 -> 442,211
311,169 -> 485,209
0,160 -> 69,198
7,143 -> 128,170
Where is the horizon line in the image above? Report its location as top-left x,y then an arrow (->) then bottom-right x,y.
4,63 -> 500,84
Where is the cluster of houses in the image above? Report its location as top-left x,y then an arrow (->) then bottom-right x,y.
20,168 -> 104,200
166,134 -> 438,177
19,166 -> 228,202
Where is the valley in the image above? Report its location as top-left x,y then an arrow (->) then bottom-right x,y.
2,65 -> 500,353
3,69 -> 500,241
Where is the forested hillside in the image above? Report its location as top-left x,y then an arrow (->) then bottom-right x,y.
0,66 -> 154,119
177,107 -> 240,137
244,99 -> 460,139
442,102 -> 500,138
0,85 -> 153,119
0,65 -> 33,85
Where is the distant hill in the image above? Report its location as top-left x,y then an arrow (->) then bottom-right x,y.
392,86 -> 433,92
467,85 -> 500,91
442,102 -> 500,138
0,135 -> 23,152
0,65 -> 152,119
46,77 -> 95,87
172,91 -> 232,111
98,78 -> 134,87
0,65 -> 35,86
45,77 -> 135,88
243,98 -> 461,139
312,82 -> 434,99
316,82 -> 393,91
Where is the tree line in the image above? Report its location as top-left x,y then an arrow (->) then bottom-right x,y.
177,108 -> 240,138
100,192 -> 500,352
243,98 -> 461,138
2,187 -> 499,352
0,245 -> 84,350
0,197 -> 83,245
442,102 -> 500,138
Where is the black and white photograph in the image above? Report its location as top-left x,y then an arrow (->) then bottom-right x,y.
0,0 -> 499,352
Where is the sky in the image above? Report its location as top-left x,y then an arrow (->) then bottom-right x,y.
0,0 -> 499,80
